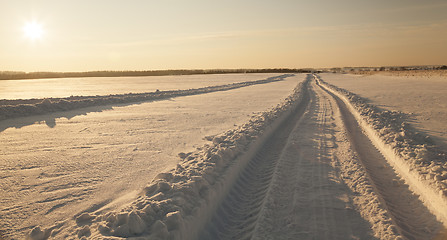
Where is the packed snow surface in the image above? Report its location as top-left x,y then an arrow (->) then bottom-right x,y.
201,77 -> 401,240
0,74 -> 302,239
0,73 -> 280,100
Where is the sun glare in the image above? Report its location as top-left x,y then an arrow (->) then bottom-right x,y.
23,21 -> 43,40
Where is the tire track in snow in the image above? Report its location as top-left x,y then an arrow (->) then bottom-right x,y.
313,83 -> 340,238
197,79 -> 311,240
199,79 -> 380,239
317,79 -> 446,240
251,81 -> 377,239
187,74 -> 443,239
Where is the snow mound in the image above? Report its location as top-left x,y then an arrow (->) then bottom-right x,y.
316,74 -> 447,225
0,74 -> 293,121
39,76 -> 309,239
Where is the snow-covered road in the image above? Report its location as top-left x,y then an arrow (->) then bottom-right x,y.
197,77 -> 446,240
3,73 -> 447,240
198,77 -> 381,239
0,74 -> 303,239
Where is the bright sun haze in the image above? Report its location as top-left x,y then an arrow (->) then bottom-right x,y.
23,21 -> 43,40
0,0 -> 446,71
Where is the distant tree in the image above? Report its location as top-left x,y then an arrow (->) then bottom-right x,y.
330,68 -> 341,73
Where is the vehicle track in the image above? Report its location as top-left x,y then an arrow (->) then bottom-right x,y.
197,78 -> 311,240
198,77 -> 446,240
251,80 -> 377,239
199,79 -> 376,239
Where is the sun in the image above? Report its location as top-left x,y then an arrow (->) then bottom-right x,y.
23,21 -> 44,40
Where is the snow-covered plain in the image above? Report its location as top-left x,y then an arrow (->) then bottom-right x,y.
0,74 -> 302,239
0,73 -> 280,100
319,73 -> 447,149
2,72 -> 447,240
0,74 -> 291,121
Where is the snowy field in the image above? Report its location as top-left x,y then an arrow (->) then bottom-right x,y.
0,74 -> 302,239
2,72 -> 447,240
0,73 -> 279,100
320,73 -> 447,148
0,74 -> 291,121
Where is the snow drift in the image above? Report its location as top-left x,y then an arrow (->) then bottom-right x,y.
316,74 -> 447,226
0,74 -> 293,121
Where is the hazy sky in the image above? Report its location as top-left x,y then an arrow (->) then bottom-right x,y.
1,0 -> 447,71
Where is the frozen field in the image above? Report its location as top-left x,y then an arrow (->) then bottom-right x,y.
0,74 -> 302,239
0,73 -> 279,100
319,73 -> 447,148
1,73 -> 447,240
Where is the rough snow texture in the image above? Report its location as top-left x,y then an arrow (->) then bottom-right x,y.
330,128 -> 401,240
250,78 -> 400,240
0,74 -> 292,121
52,78 -> 309,239
316,75 -> 447,226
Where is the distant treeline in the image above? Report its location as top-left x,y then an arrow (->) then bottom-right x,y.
331,65 -> 447,73
0,68 -> 313,80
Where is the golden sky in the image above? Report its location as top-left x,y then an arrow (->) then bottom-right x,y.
1,0 -> 447,71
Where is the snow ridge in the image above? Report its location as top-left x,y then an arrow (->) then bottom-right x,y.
316,74 -> 447,226
42,75 -> 309,239
0,74 -> 293,121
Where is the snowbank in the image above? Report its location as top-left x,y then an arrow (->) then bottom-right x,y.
0,74 -> 293,121
34,76 -> 309,239
316,74 -> 447,226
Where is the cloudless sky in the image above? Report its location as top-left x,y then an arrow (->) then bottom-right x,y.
1,0 -> 447,71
